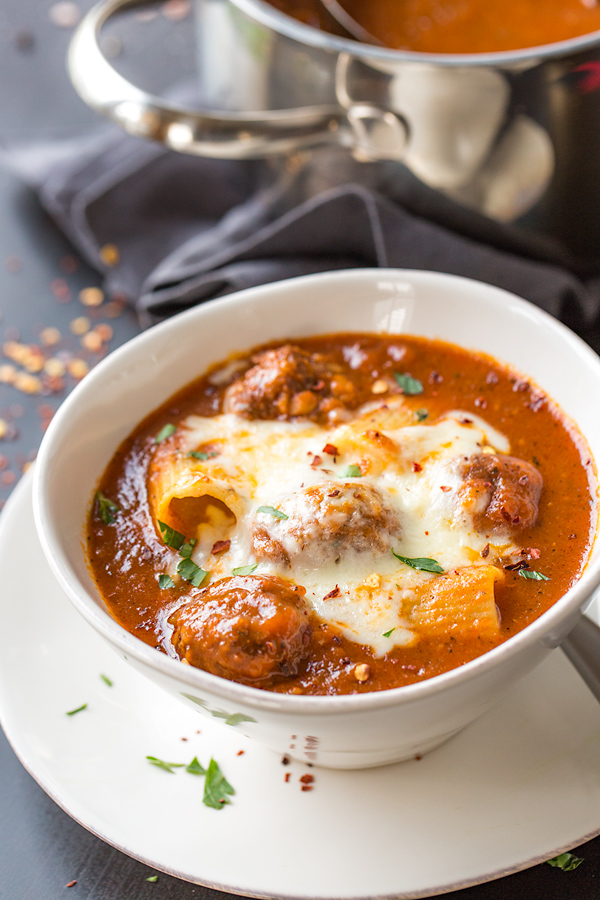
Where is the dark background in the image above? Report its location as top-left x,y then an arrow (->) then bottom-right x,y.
1,2 -> 600,898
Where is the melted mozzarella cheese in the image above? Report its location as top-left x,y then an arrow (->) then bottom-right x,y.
174,405 -> 515,656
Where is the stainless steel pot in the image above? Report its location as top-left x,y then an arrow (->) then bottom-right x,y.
68,0 -> 600,265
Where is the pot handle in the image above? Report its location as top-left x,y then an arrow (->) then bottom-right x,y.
68,0 -> 408,160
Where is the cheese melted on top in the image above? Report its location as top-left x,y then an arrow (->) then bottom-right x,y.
167,404 -> 515,656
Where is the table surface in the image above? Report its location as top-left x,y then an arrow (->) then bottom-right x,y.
2,2 -> 600,898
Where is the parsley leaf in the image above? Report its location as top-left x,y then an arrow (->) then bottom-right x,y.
547,852 -> 584,871
146,875 -> 159,882
392,550 -> 444,574
394,372 -> 424,395
178,539 -> 197,559
188,450 -> 209,460
158,520 -> 185,551
232,564 -> 258,576
257,505 -> 288,520
177,557 -> 207,587
158,573 -> 175,589
66,703 -> 87,716
383,628 -> 395,638
341,464 -> 362,478
519,570 -> 550,581
146,755 -> 186,774
100,674 -> 113,687
203,758 -> 235,809
155,423 -> 176,443
414,408 -> 429,422
186,756 -> 207,776
95,491 -> 119,525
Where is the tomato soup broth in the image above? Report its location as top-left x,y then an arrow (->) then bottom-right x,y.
87,334 -> 596,696
269,0 -> 600,53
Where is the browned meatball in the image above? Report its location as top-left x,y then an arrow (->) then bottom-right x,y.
223,344 -> 355,420
458,453 -> 543,532
169,575 -> 312,686
252,481 -> 401,568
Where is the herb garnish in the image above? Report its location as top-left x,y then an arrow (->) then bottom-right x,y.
179,538 -> 197,559
158,573 -> 175,589
203,758 -> 235,810
146,756 -> 186,774
188,450 -> 219,460
100,674 -> 113,687
95,491 -> 119,525
383,628 -> 395,638
519,570 -> 550,581
341,464 -> 362,478
186,756 -> 207,776
146,876 -> 159,883
158,520 -> 185,550
66,704 -> 88,716
394,372 -> 424,395
177,557 -> 207,587
414,408 -> 429,422
257,505 -> 288,520
155,423 -> 176,443
392,550 -> 444,574
232,564 -> 258,577
547,852 -> 584,871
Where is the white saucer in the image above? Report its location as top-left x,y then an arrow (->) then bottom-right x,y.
3,470 -> 600,899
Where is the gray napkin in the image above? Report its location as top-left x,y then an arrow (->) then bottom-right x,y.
8,125 -> 600,339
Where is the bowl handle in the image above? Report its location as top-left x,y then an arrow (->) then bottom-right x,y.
68,0 -> 408,160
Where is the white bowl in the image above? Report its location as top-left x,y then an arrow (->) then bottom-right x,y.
33,269 -> 600,769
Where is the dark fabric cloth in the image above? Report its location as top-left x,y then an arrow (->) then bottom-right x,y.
4,125 -> 600,335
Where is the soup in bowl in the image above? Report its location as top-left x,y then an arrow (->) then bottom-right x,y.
33,270 -> 600,767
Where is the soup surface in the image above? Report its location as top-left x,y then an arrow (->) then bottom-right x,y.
269,0 -> 600,53
87,333 -> 596,695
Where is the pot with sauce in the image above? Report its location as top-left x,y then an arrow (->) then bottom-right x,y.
69,0 -> 600,266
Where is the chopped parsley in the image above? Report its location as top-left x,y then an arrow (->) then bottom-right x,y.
257,505 -> 288,520
341,464 -> 362,478
547,852 -> 584,871
383,628 -> 395,638
66,703 -> 88,716
95,491 -> 119,525
232,564 -> 258,577
392,550 -> 444,574
158,573 -> 175,590
519,569 -> 550,581
178,538 -> 197,559
100,674 -> 113,687
394,372 -> 424,395
203,758 -> 235,810
146,875 -> 159,883
186,756 -> 207,776
177,557 -> 207,588
155,423 -> 176,443
414,408 -> 429,422
146,756 -> 186,774
158,520 -> 185,551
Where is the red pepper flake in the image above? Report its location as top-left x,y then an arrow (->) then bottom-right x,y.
327,489 -> 340,498
412,461 -> 422,473
300,774 -> 314,784
323,586 -> 340,600
237,749 -> 245,756
323,443 -> 339,456
440,485 -> 452,492
211,539 -> 230,555
301,785 -> 313,792
458,417 -> 473,425
528,392 -> 545,412
429,371 -> 443,384
284,772 -> 291,782
474,396 -> 487,409
481,543 -> 490,558
66,881 -> 77,888
569,533 -> 577,539
180,737 -> 188,741
505,560 -> 529,571
281,755 -> 290,765
512,378 -> 529,393
527,547 -> 541,559
310,455 -> 322,467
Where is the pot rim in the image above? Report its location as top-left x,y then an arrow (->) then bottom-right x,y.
234,0 -> 600,66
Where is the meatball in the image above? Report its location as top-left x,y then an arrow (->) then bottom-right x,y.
458,453 -> 543,532
252,481 -> 401,568
169,574 -> 312,686
223,344 -> 355,420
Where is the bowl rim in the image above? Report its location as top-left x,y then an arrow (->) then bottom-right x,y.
33,268 -> 600,716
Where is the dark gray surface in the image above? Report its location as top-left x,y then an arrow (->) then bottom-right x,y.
1,2 -> 600,898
